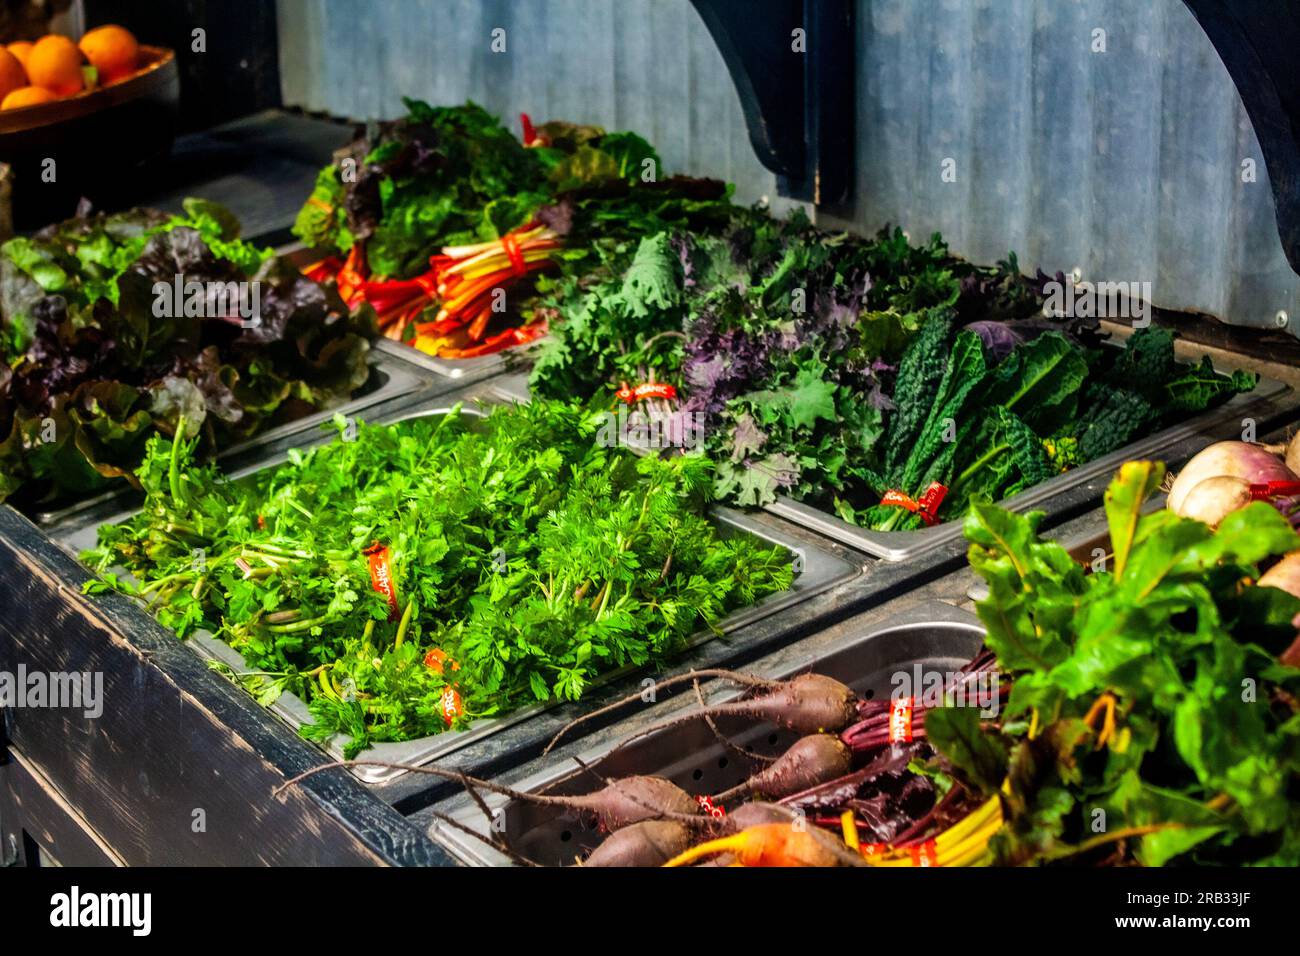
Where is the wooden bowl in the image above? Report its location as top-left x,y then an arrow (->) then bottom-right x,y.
0,45 -> 178,135
0,45 -> 180,230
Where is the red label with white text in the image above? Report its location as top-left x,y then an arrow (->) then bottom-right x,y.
615,382 -> 677,404
440,686 -> 463,726
363,543 -> 400,621
696,795 -> 726,818
889,696 -> 915,743
881,483 -> 948,526
910,840 -> 937,867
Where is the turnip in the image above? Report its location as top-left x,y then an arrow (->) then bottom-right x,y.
1283,431 -> 1300,476
1175,476 -> 1255,528
1167,441 -> 1297,515
713,734 -> 852,803
1253,551 -> 1300,668
1258,550 -> 1300,596
1282,635 -> 1300,668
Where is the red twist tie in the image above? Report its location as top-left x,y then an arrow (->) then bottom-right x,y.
910,840 -> 938,867
881,483 -> 948,526
916,482 -> 949,526
695,795 -> 726,818
501,232 -> 527,277
362,542 -> 401,621
889,696 -> 915,744
520,112 -> 541,146
1250,480 -> 1300,500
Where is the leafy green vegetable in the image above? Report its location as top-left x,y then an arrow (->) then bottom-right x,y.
294,99 -> 734,289
947,462 -> 1300,865
0,200 -> 373,509
83,400 -> 792,756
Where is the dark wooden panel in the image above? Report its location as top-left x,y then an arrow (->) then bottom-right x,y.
689,0 -> 853,204
1183,0 -> 1300,276
0,748 -> 121,867
0,505 -> 455,866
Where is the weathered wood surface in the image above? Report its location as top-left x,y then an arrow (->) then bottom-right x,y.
0,748 -> 121,866
0,505 -> 455,866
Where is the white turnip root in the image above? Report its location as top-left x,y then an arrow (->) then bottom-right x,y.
1176,476 -> 1255,528
1168,442 -> 1297,515
1258,550 -> 1300,596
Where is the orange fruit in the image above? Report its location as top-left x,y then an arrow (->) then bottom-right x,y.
79,25 -> 138,83
26,35 -> 83,96
7,41 -> 33,69
1,86 -> 57,110
0,48 -> 27,101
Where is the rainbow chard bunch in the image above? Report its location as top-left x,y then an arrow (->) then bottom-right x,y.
927,461 -> 1300,865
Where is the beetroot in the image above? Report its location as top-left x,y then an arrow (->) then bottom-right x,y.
580,820 -> 693,867
714,734 -> 853,803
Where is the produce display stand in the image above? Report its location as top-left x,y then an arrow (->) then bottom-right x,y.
2,1 -> 1300,881
3,338 -> 1297,865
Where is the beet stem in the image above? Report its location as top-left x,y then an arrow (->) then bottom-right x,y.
542,668 -> 773,755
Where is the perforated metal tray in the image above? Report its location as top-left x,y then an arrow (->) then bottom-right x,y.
434,600 -> 984,866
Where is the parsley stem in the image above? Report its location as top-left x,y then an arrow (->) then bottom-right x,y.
169,416 -> 187,508
394,598 -> 416,649
138,571 -> 193,594
266,616 -> 328,634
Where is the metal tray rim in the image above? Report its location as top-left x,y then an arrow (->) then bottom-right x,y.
766,373 -> 1292,561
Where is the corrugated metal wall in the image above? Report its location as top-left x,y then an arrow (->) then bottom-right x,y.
276,0 -> 1300,334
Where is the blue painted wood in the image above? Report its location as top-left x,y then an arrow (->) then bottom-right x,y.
275,0 -> 1299,333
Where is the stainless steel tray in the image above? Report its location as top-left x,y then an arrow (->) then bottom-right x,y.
278,243 -> 536,386
373,336 -> 516,385
434,600 -> 984,866
61,399 -> 860,784
32,343 -> 437,530
766,371 -> 1292,562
